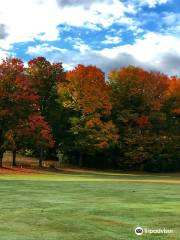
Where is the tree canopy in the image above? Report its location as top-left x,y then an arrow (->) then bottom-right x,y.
0,58 -> 179,171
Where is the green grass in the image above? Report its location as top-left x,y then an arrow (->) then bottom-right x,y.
0,170 -> 180,240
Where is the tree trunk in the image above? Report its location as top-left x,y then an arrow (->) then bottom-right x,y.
0,151 -> 4,168
39,146 -> 43,168
12,150 -> 17,167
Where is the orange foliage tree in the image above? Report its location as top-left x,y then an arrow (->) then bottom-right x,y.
108,66 -> 173,169
58,64 -> 118,166
165,76 -> 180,115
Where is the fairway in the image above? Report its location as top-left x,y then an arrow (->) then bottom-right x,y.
0,170 -> 180,240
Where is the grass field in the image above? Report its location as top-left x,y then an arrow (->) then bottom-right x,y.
0,169 -> 180,240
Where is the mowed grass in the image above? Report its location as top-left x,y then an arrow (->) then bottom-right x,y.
0,170 -> 180,240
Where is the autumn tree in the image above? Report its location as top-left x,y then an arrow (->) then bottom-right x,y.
27,57 -> 65,158
108,66 -> 171,170
4,114 -> 54,167
1,56 -> 179,171
27,57 -> 65,115
0,58 -> 39,167
162,76 -> 180,132
109,66 -> 168,124
58,64 -> 118,166
22,114 -> 55,167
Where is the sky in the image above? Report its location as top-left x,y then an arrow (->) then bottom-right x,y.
0,0 -> 180,76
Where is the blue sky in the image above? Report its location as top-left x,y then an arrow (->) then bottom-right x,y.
0,0 -> 179,75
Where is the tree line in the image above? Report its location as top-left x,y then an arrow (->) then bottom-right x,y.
0,57 -> 179,171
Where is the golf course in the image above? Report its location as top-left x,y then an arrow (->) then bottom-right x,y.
0,168 -> 179,240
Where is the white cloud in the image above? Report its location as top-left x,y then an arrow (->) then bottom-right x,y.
131,0 -> 170,8
98,32 -> 180,61
73,43 -> 90,54
97,32 -> 180,75
0,24 -> 8,39
161,12 -> 180,36
102,35 -> 122,44
145,0 -> 169,8
0,0 -> 61,49
27,43 -> 67,55
45,32 -> 180,76
0,49 -> 10,60
25,31 -> 180,77
0,0 -> 137,50
27,41 -> 90,56
163,12 -> 180,25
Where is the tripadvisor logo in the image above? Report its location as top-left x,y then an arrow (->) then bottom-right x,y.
135,227 -> 144,236
135,226 -> 173,235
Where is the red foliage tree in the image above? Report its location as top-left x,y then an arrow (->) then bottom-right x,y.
0,58 -> 39,167
21,114 -> 54,167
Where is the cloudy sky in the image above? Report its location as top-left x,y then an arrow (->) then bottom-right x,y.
0,0 -> 179,75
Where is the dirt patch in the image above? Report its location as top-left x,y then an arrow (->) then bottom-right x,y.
0,167 -> 39,175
